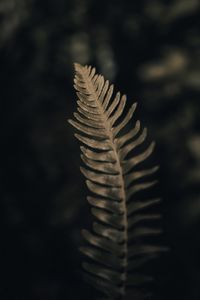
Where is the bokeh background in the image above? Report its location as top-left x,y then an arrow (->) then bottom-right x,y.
1,0 -> 200,299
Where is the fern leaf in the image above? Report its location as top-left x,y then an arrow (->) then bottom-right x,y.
68,63 -> 167,300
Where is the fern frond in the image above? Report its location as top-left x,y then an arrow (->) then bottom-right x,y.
68,63 -> 167,300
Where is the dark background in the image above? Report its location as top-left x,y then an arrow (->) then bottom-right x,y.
1,0 -> 200,299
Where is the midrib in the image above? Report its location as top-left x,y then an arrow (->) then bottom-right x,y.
82,68 -> 128,298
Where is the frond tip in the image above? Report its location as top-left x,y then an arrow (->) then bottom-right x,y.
68,63 -> 167,300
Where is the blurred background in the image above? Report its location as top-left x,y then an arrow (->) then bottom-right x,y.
1,0 -> 200,299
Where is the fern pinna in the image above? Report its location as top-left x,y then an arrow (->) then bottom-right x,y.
68,63 -> 166,300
